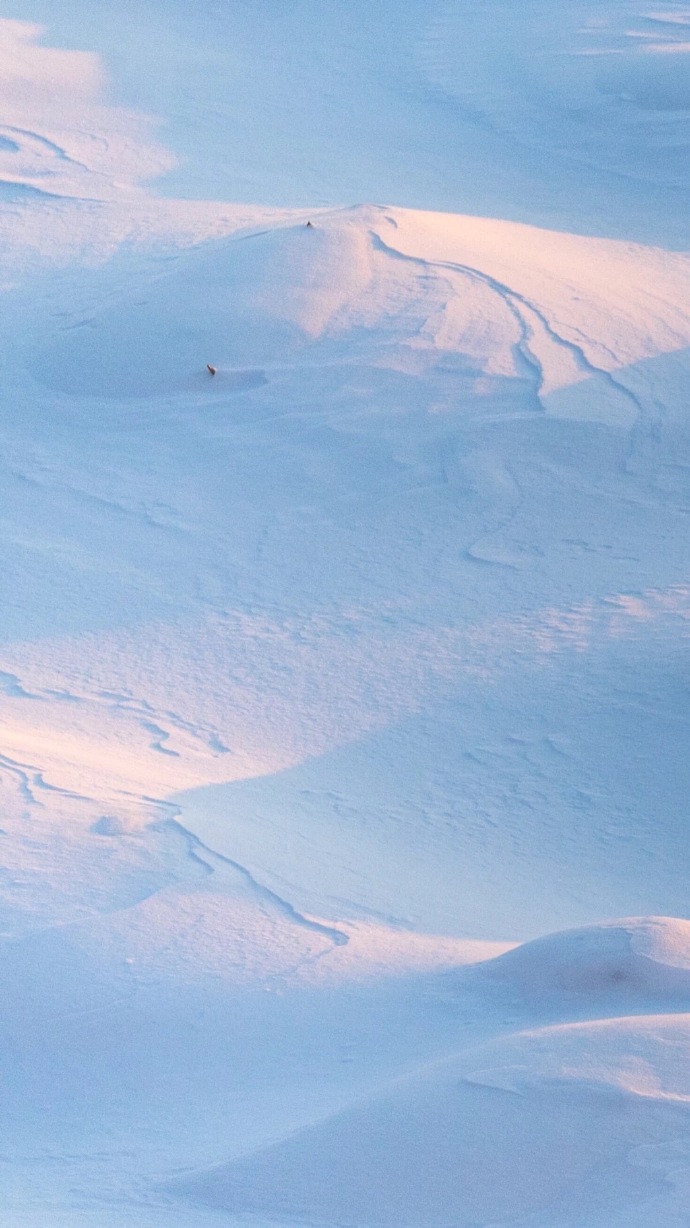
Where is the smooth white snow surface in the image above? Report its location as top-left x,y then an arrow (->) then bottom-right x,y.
0,4 -> 688,1226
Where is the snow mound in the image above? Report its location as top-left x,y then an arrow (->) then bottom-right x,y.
464,1011 -> 690,1100
174,1008 -> 690,1227
485,916 -> 690,1002
33,213 -> 375,397
33,202 -> 690,404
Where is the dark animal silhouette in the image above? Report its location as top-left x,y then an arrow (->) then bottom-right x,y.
207,364 -> 217,376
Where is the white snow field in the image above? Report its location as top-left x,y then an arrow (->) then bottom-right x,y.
0,2 -> 689,1225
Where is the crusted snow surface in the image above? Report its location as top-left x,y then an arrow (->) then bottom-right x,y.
0,3 -> 689,1226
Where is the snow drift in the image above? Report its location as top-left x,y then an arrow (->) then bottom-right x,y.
175,920 -> 690,1227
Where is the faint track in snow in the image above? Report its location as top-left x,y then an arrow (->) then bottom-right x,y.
163,813 -> 349,950
371,228 -> 650,472
0,125 -> 91,173
0,752 -> 39,806
0,660 -> 231,762
0,751 -> 93,807
370,231 -> 531,564
370,230 -> 548,415
442,259 -> 649,474
96,692 -> 232,760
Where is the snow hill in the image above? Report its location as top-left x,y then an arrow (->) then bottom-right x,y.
0,4 -> 688,1226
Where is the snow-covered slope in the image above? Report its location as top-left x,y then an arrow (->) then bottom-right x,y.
4,201 -> 688,940
7,0 -> 689,244
0,4 -> 688,1226
175,919 -> 690,1227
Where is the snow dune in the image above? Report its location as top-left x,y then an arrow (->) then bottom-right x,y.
487,916 -> 690,1002
175,920 -> 690,1227
30,204 -> 690,408
0,3 -> 688,1226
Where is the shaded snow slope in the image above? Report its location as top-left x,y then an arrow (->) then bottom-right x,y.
176,1020 -> 690,1228
6,0 -> 689,244
175,920 -> 690,1228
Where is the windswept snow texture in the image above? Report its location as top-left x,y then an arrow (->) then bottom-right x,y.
0,4 -> 688,1227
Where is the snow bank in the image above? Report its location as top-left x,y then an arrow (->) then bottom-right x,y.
30,205 -> 690,406
486,916 -> 690,1003
174,921 -> 690,1226
176,998 -> 690,1227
